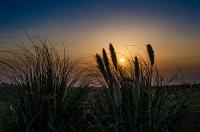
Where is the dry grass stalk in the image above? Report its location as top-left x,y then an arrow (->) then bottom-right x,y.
134,56 -> 140,81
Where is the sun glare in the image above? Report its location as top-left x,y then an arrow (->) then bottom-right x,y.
119,56 -> 126,65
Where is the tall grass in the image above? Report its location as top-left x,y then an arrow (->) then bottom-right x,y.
90,43 -> 193,132
0,38 -> 90,131
0,37 -> 198,132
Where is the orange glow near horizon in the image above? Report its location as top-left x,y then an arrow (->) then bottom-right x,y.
1,18 -> 200,82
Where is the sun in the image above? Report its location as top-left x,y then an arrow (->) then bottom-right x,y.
119,56 -> 126,65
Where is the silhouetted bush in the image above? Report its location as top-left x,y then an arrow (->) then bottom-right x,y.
0,38 -> 90,131
89,43 -> 195,132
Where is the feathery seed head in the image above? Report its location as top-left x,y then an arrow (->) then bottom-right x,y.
146,44 -> 154,66
109,43 -> 118,70
102,49 -> 110,68
96,54 -> 104,70
134,56 -> 140,80
96,54 -> 107,80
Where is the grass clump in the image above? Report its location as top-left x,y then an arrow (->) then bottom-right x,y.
90,43 -> 193,132
0,38 -> 89,132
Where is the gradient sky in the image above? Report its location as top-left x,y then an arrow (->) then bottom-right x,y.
0,0 -> 200,82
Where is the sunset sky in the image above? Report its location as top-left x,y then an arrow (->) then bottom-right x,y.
0,0 -> 200,82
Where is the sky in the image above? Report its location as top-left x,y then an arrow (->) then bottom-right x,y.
0,0 -> 200,82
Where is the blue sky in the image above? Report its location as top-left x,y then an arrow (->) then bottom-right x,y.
1,0 -> 200,32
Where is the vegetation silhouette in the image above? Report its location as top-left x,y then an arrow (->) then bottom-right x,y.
0,37 -> 199,132
0,38 -> 90,131
91,43 -> 196,132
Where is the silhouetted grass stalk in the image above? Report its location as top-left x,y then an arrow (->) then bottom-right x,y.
146,44 -> 155,130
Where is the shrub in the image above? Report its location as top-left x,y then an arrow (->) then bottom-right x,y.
0,38 -> 89,132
